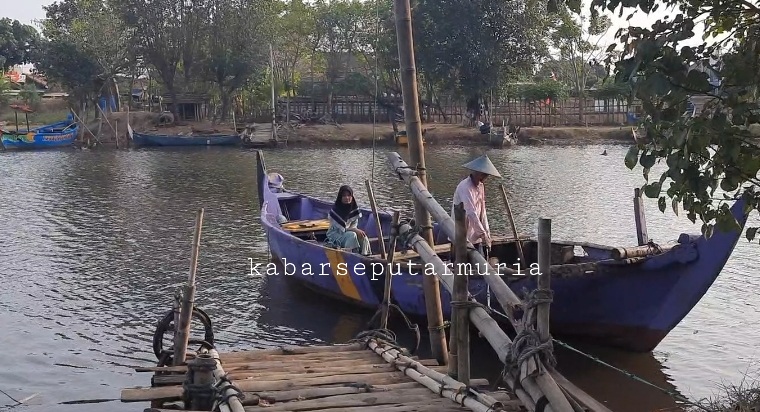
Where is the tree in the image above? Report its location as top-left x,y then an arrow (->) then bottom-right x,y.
412,0 -> 550,120
0,18 -> 40,70
205,0 -> 274,121
589,0 -> 760,240
119,0 -> 212,120
34,0 -> 129,116
274,0 -> 317,117
543,9 -> 612,121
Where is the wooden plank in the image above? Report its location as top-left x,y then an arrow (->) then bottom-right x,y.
220,349 -> 378,362
223,357 -> 439,372
121,386 -> 182,402
133,365 -> 187,373
227,364 -> 450,381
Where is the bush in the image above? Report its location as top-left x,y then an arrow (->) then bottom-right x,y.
504,80 -> 570,102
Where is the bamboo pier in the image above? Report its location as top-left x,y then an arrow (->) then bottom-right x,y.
120,338 -> 526,411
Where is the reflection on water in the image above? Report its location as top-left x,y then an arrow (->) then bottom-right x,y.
0,144 -> 757,411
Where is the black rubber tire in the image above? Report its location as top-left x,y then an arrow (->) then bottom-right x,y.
152,307 -> 215,364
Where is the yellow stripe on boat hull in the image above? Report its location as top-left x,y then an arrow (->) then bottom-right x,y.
324,248 -> 362,301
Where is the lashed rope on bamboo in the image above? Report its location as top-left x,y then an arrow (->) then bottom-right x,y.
212,373 -> 245,406
502,288 -> 556,382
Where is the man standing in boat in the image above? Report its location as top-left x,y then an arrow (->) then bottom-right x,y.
450,155 -> 502,257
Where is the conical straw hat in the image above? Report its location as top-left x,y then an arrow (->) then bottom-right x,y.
462,155 -> 502,178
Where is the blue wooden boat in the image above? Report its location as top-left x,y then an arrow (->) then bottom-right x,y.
1,114 -> 79,150
255,150 -> 749,352
130,130 -> 241,147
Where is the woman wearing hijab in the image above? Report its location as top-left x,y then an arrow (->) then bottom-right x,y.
325,185 -> 371,256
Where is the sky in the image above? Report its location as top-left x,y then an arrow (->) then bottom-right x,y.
2,0 -> 714,51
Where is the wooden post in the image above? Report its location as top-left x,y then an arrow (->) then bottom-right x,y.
499,184 -> 525,265
393,0 -> 447,364
365,179 -> 387,259
380,211 -> 400,330
537,218 -> 551,343
174,208 -> 205,366
633,188 -> 648,245
453,202 -> 470,384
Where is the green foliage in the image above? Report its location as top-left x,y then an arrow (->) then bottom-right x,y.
0,18 -> 40,69
589,79 -> 631,99
412,0 -> 551,103
505,80 -> 571,101
19,83 -> 41,110
34,0 -> 135,109
595,0 -> 760,241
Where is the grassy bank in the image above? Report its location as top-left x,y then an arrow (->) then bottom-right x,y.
686,380 -> 760,412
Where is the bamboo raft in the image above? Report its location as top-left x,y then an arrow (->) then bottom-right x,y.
121,337 -> 526,411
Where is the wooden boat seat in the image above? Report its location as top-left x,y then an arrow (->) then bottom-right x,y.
281,219 -> 330,234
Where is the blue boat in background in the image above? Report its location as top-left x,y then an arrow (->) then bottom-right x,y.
1,112 -> 79,150
255,149 -> 750,353
129,129 -> 241,147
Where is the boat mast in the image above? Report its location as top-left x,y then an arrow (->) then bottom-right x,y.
392,0 -> 448,364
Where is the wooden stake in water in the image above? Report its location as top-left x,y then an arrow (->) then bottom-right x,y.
499,184 -> 525,265
365,179 -> 387,260
380,211 -> 400,330
453,202 -> 470,385
537,218 -> 551,344
174,208 -> 205,366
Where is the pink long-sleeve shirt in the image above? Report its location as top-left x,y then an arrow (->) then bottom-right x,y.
450,176 -> 490,245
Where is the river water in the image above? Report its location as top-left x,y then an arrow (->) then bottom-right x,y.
1,143 -> 758,412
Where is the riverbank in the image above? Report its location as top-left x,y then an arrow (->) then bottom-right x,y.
5,109 -> 635,148
278,123 -> 635,146
81,111 -> 634,148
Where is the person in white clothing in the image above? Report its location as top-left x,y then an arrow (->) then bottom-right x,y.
450,154 -> 502,256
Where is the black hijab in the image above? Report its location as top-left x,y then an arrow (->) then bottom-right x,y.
330,185 -> 359,227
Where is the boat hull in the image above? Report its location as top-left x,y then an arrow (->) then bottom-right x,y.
1,120 -> 78,150
131,131 -> 241,147
255,150 -> 748,352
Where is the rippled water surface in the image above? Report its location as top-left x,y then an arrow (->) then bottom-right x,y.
1,143 -> 758,412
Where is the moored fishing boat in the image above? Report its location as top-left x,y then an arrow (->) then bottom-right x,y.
1,114 -> 79,150
129,130 -> 241,147
255,149 -> 750,352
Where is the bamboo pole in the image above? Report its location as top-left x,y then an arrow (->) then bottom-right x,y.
380,211 -> 400,329
208,349 -> 245,412
499,184 -> 525,265
174,208 -> 205,366
395,224 -> 568,412
392,0 -> 447,365
366,339 -> 494,412
453,202 -> 470,385
365,179 -> 387,260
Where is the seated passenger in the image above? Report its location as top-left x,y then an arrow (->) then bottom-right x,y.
325,185 -> 371,256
